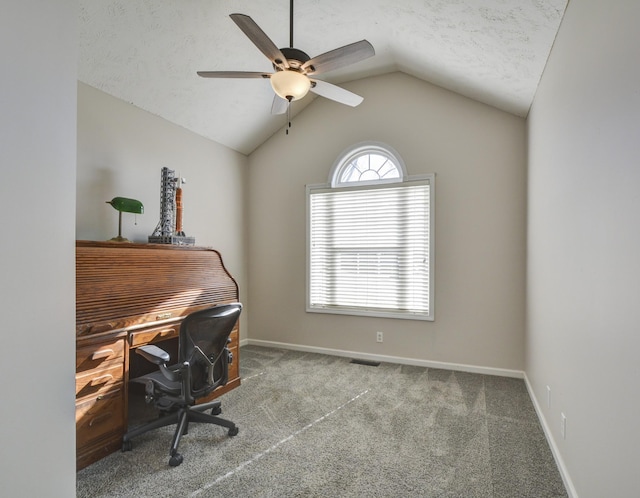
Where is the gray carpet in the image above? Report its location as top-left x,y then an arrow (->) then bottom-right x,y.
77,345 -> 567,497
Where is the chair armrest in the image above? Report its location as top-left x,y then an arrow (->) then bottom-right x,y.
136,344 -> 170,365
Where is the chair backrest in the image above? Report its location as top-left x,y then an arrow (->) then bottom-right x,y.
179,303 -> 242,398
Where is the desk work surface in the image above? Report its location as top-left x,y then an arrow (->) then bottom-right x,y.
75,240 -> 241,470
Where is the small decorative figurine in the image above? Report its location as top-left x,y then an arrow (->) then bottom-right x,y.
149,167 -> 195,245
106,197 -> 144,242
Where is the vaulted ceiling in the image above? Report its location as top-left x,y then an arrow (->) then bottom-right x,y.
78,0 -> 567,155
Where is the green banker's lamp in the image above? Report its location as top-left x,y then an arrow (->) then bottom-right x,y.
106,197 -> 144,242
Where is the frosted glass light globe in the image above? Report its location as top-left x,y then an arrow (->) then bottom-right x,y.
270,70 -> 311,101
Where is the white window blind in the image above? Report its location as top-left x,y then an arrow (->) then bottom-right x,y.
308,179 -> 432,320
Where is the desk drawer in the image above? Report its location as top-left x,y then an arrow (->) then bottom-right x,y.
76,388 -> 124,449
229,324 -> 238,343
77,338 -> 124,373
76,363 -> 123,399
129,323 -> 180,347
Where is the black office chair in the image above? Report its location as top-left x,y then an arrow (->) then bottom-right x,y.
122,303 -> 242,467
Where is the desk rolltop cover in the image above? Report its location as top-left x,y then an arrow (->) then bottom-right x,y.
76,240 -> 239,337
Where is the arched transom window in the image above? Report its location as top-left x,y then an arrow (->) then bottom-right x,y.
331,142 -> 406,187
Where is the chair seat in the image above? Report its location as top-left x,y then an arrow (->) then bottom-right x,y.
132,367 -> 182,396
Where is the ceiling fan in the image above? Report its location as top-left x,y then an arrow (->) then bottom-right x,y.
197,0 -> 375,121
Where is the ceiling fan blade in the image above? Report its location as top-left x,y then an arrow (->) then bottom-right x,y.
230,14 -> 289,69
302,40 -> 375,75
310,80 -> 364,107
271,95 -> 288,115
197,71 -> 270,79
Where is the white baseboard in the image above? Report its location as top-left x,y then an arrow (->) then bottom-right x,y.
524,374 -> 578,498
244,339 -> 523,379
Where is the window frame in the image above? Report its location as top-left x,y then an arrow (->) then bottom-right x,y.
306,143 -> 435,321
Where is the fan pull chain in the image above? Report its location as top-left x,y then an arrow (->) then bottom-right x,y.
286,0 -> 294,136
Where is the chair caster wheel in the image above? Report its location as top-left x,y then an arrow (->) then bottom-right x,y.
169,453 -> 184,467
228,426 -> 239,437
122,440 -> 132,452
211,406 -> 222,416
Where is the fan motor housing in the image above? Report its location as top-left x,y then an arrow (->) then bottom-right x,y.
276,47 -> 312,71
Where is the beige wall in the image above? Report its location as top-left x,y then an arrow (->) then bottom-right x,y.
248,72 -> 527,372
526,1 -> 640,496
77,83 -> 250,337
1,1 -> 77,495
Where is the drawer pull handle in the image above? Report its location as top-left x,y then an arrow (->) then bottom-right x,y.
89,412 -> 112,427
91,349 -> 115,360
91,374 -> 114,385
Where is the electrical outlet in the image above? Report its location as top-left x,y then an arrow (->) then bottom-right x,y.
546,385 -> 551,408
561,413 -> 567,439
376,331 -> 383,343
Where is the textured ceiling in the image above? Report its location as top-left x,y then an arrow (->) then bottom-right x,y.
78,0 -> 568,155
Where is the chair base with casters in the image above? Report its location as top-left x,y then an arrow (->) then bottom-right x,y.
121,303 -> 242,467
122,396 -> 238,467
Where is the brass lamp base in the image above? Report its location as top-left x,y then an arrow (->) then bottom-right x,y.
108,211 -> 131,243
109,235 -> 130,243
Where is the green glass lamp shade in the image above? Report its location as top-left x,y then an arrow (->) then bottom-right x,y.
106,197 -> 144,242
106,197 -> 144,214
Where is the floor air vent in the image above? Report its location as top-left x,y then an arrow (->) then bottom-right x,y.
350,359 -> 381,367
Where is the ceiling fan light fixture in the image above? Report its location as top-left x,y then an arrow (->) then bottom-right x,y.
270,70 -> 310,101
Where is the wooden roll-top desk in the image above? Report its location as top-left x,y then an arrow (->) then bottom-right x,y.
75,240 -> 241,470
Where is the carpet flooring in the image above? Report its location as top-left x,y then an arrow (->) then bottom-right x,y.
77,345 -> 567,497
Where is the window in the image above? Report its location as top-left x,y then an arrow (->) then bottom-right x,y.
307,142 -> 434,321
